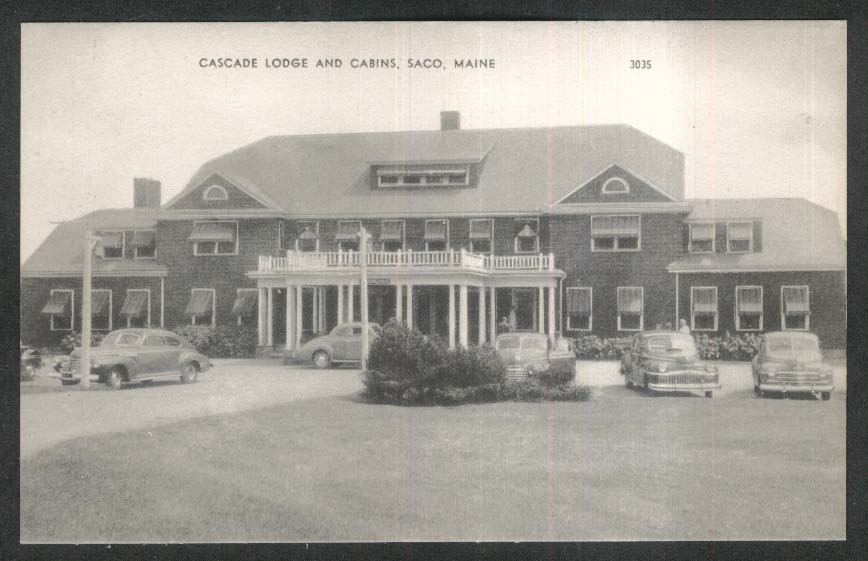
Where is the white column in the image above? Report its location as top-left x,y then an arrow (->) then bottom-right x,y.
337,283 -> 344,324
448,284 -> 456,349
489,286 -> 497,342
548,284 -> 556,337
396,284 -> 403,324
459,284 -> 468,348
538,286 -> 545,334
266,288 -> 274,346
406,283 -> 414,330
286,284 -> 295,351
348,282 -> 355,323
478,286 -> 486,345
295,284 -> 303,350
257,287 -> 267,345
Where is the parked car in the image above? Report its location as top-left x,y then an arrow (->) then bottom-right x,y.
621,331 -> 720,397
291,322 -> 382,368
53,328 -> 212,390
494,332 -> 577,383
20,342 -> 42,381
752,331 -> 833,400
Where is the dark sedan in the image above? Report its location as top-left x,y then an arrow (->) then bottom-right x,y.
752,331 -> 833,400
621,331 -> 720,397
494,332 -> 577,383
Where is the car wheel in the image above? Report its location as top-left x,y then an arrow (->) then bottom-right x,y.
180,363 -> 199,384
705,390 -> 713,398
624,373 -> 633,389
313,350 -> 332,369
643,373 -> 650,392
821,391 -> 831,401
105,367 -> 124,390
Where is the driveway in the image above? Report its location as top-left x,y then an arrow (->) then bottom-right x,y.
20,360 -> 363,458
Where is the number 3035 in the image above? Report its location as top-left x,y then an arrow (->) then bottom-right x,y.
630,59 -> 651,69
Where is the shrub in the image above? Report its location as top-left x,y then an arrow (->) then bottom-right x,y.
530,360 -> 575,387
573,332 -> 763,362
572,335 -> 633,360
173,324 -> 257,358
59,331 -> 105,354
435,344 -> 506,388
500,380 -> 591,402
173,325 -> 213,354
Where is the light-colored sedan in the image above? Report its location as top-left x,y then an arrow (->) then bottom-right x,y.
291,322 -> 382,368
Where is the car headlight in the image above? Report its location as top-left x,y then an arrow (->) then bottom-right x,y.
704,364 -> 717,373
527,362 -> 548,374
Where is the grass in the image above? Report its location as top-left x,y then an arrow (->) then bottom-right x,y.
21,389 -> 845,542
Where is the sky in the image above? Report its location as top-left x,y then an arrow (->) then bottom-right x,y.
20,21 -> 846,262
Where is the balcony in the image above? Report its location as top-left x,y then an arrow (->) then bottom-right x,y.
257,249 -> 555,273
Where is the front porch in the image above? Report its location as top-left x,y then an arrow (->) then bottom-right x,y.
249,249 -> 564,354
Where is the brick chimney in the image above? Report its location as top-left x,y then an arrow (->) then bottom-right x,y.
440,111 -> 460,131
134,178 -> 161,209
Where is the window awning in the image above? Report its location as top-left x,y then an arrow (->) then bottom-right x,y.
298,226 -> 318,240
380,221 -> 404,241
120,291 -> 148,317
99,231 -> 124,248
617,288 -> 643,313
188,222 -> 236,243
516,224 -> 537,238
231,291 -> 258,317
690,223 -> 714,240
469,220 -> 492,239
567,289 -> 591,314
185,291 -> 213,316
737,288 -> 763,313
592,216 -> 640,236
91,291 -> 110,315
783,287 -> 810,315
692,288 -> 717,313
729,222 -> 752,240
335,221 -> 361,241
41,291 -> 71,316
131,230 -> 155,247
424,220 -> 448,241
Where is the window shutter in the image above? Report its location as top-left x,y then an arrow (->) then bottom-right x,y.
715,223 -> 727,253
753,221 -> 763,252
682,223 -> 690,252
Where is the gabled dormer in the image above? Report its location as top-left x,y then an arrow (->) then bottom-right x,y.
166,173 -> 272,210
556,164 -> 679,205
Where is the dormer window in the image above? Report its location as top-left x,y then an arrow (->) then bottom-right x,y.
689,223 -> 715,253
203,185 -> 229,201
98,231 -> 125,259
727,222 -> 753,253
601,177 -> 630,194
376,166 -> 470,189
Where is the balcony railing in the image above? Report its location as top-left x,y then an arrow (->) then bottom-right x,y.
258,249 -> 555,273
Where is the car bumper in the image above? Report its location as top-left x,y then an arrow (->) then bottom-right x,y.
49,371 -> 100,382
759,382 -> 833,393
647,381 -> 722,392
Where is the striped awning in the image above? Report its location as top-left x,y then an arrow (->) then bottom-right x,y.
692,288 -> 717,313
335,221 -> 361,241
516,224 -> 537,238
188,222 -> 236,242
99,231 -> 124,248
185,291 -> 213,316
424,220 -> 448,241
737,288 -> 763,313
690,223 -> 714,241
380,221 -> 404,241
567,289 -> 591,314
41,291 -> 71,315
91,290 -> 110,315
231,291 -> 258,317
783,287 -> 809,315
120,291 -> 148,317
617,287 -> 643,313
729,222 -> 752,240
469,220 -> 492,239
131,230 -> 156,247
592,215 -> 640,236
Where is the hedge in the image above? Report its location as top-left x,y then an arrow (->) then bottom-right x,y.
173,324 -> 258,358
59,331 -> 106,354
571,332 -> 763,361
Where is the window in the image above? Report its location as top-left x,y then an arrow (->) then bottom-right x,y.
164,336 -> 182,347
43,289 -> 74,331
231,288 -> 259,326
566,287 -> 592,331
424,219 -> 449,251
91,289 -> 112,331
98,231 -> 125,259
186,288 -> 215,327
728,222 -> 753,253
290,221 -> 319,252
189,221 -> 238,255
143,335 -> 164,347
131,230 -> 156,258
781,286 -> 809,330
203,185 -> 229,201
121,289 -> 151,328
735,286 -> 763,331
689,223 -> 715,253
336,221 -> 361,252
469,219 -> 493,253
690,287 -> 718,331
601,176 -> 630,194
379,220 -> 405,251
376,166 -> 469,188
591,215 -> 640,252
514,218 -> 539,253
617,287 -> 643,331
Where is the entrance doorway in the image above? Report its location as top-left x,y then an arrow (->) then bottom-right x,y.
495,288 -> 537,332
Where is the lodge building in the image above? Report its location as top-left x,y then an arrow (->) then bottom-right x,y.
21,112 -> 847,352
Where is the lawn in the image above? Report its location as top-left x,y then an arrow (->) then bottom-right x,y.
21,385 -> 845,542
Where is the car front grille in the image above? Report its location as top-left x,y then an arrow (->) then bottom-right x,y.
775,371 -> 823,384
63,359 -> 81,375
654,370 -> 717,385
506,366 -> 528,383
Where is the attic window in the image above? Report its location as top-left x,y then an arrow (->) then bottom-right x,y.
601,177 -> 630,194
203,185 -> 229,201
376,166 -> 469,188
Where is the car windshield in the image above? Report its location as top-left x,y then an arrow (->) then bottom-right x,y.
766,334 -> 821,360
645,334 -> 697,355
496,336 -> 521,350
497,335 -> 548,351
101,331 -> 142,347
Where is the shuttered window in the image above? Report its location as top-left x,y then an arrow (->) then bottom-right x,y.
782,286 -> 809,330
617,286 -> 643,331
691,287 -> 717,331
736,286 -> 763,331
592,215 -> 640,251
566,287 -> 592,331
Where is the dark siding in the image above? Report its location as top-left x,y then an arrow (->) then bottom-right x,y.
715,223 -> 728,253
170,174 -> 267,210
557,164 -> 674,204
753,221 -> 763,252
